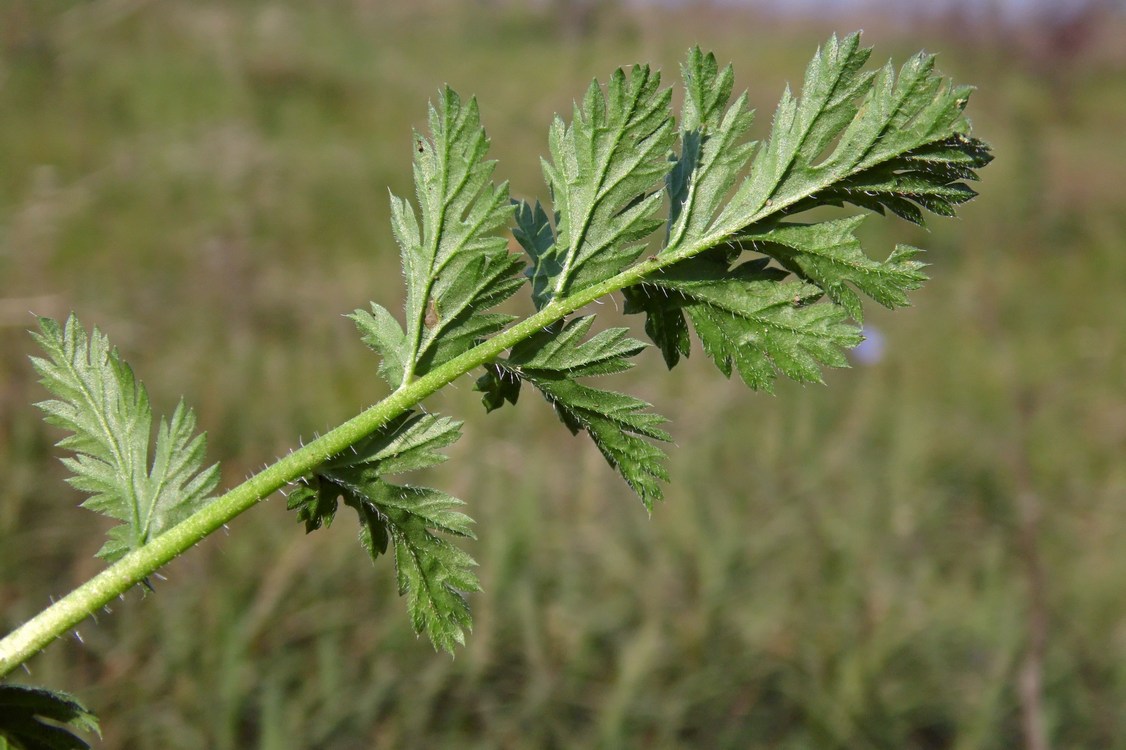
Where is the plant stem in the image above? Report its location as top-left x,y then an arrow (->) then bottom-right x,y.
0,239 -> 713,677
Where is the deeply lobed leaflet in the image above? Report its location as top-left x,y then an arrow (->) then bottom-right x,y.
9,34 -> 990,718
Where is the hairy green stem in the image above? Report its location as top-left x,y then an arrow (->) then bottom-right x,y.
0,239 -> 710,677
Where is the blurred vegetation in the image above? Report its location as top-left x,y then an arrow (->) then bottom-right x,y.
1,1 -> 1124,747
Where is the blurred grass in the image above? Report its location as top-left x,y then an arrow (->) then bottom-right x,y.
2,1 -> 1125,747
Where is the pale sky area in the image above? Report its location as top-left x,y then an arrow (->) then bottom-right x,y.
684,0 -> 1120,21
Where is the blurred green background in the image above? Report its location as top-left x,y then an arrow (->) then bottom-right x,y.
2,1 -> 1124,747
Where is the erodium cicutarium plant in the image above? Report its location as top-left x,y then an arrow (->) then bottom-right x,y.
0,34 -> 990,747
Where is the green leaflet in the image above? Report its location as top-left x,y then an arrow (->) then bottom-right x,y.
30,315 -> 219,563
359,88 -> 525,388
723,32 -> 991,227
626,34 -> 989,376
517,64 -> 676,308
287,413 -> 477,653
0,684 -> 100,750
476,317 -> 670,509
350,302 -> 407,388
512,199 -> 558,310
664,47 -> 756,254
738,216 -> 927,322
636,258 -> 861,392
533,379 -> 670,509
503,315 -> 646,378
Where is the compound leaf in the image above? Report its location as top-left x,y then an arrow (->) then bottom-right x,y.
10,33 -> 991,674
30,315 -> 219,564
